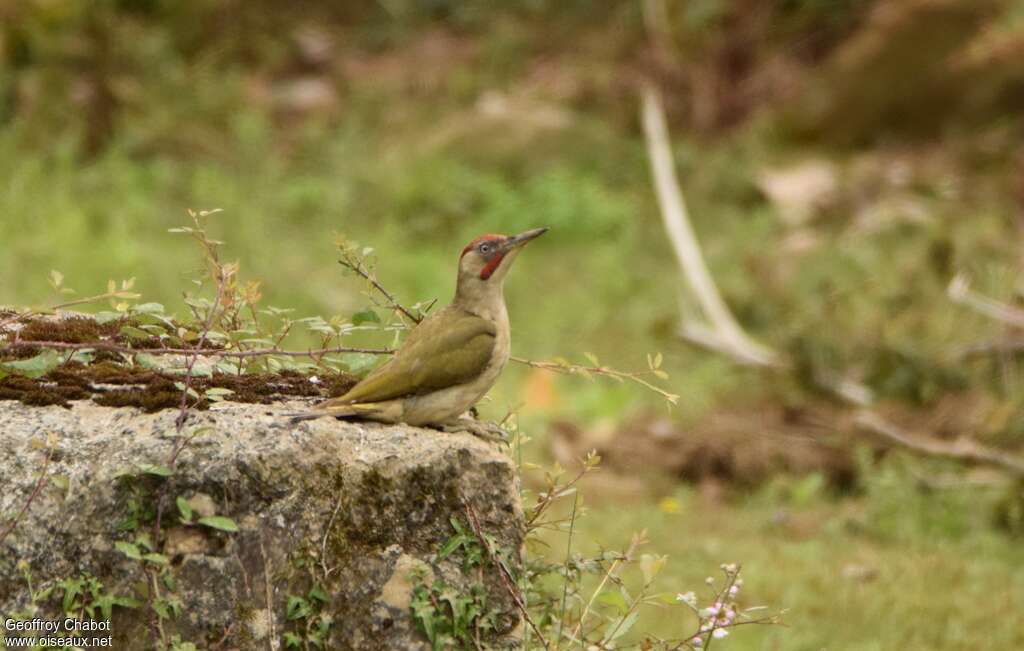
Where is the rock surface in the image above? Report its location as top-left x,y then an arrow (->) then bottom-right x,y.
0,400 -> 524,650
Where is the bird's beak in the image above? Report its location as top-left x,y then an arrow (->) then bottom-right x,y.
503,227 -> 549,251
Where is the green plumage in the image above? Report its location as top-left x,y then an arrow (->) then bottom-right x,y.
331,306 -> 496,405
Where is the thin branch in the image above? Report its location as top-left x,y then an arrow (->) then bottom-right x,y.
0,290 -> 131,330
640,82 -> 780,368
554,494 -> 578,647
511,356 -> 679,404
461,497 -> 549,651
948,274 -> 1024,329
338,258 -> 423,325
0,447 -> 52,547
952,338 -> 1024,360
854,410 -> 1024,477
570,532 -> 643,644
0,340 -> 393,359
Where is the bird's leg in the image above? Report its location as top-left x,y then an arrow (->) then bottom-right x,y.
440,417 -> 509,443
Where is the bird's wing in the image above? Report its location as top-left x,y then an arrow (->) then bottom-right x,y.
331,307 -> 496,404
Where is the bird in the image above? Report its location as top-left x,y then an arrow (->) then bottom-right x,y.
289,227 -> 548,438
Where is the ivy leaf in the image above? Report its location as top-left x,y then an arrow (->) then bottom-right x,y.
137,463 -> 173,477
176,496 -> 194,522
287,596 -> 311,620
309,584 -> 330,603
115,541 -> 142,561
198,516 -> 239,532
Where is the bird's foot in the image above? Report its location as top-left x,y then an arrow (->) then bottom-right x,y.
440,418 -> 509,443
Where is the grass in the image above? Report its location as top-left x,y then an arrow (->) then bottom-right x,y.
536,457 -> 1024,650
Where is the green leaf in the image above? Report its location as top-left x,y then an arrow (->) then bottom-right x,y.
341,353 -> 379,375
134,353 -> 165,370
0,350 -> 60,378
176,496 -> 194,522
93,311 -> 123,324
50,474 -> 70,492
284,633 -> 303,648
137,463 -> 173,477
143,553 -> 170,565
309,583 -> 329,603
352,309 -> 380,326
198,516 -> 239,532
119,325 -> 152,340
132,302 -> 166,315
640,553 -> 667,585
114,595 -> 141,609
115,541 -> 143,560
596,589 -> 628,613
287,596 -> 311,620
603,611 -> 639,643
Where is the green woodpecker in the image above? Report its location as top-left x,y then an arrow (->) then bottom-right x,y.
291,228 -> 547,433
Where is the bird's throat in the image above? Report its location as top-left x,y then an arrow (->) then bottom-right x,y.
479,252 -> 506,280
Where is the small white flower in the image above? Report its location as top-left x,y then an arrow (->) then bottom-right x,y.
728,585 -> 740,596
691,637 -> 703,647
309,375 -> 321,384
712,628 -> 729,639
677,591 -> 697,607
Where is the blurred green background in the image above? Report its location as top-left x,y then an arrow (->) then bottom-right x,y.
3,0 -> 1024,648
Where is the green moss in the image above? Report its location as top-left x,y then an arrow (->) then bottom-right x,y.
0,359 -> 358,412
17,315 -> 124,344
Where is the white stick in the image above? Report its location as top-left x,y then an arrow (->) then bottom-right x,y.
640,82 -> 779,367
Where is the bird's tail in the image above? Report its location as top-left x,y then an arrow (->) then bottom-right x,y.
285,402 -> 380,425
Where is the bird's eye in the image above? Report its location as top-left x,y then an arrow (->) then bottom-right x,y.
479,243 -> 491,254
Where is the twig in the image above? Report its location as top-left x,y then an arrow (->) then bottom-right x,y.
511,356 -> 679,404
338,258 -> 423,325
0,446 -> 52,547
321,495 -> 344,579
0,290 -> 132,330
526,464 -> 590,531
640,81 -> 779,368
554,494 -> 578,647
570,532 -> 643,644
854,410 -> 1024,477
0,339 -> 392,359
149,212 -> 226,648
952,338 -> 1024,360
948,274 -> 1024,329
683,323 -> 1024,477
461,497 -> 549,651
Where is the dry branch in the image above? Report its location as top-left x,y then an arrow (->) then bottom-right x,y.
854,410 -> 1024,477
640,82 -> 780,368
0,447 -> 52,547
948,274 -> 1024,329
640,88 -> 1024,476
